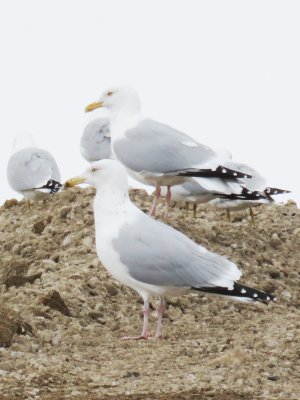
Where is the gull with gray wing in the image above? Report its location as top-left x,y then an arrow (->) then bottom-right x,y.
7,133 -> 62,200
80,118 -> 112,162
84,87 -> 252,217
161,161 -> 290,221
210,161 -> 290,223
66,159 -> 276,340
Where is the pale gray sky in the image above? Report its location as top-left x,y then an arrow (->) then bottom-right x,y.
0,0 -> 299,204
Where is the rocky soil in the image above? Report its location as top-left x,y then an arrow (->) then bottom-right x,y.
0,188 -> 299,400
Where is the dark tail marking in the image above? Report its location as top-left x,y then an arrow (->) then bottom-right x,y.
192,282 -> 276,305
36,179 -> 62,195
173,165 -> 252,180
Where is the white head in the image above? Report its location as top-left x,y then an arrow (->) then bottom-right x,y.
85,86 -> 141,116
65,159 -> 129,193
12,132 -> 37,153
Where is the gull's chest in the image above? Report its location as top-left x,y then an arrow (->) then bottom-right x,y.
93,210 -> 136,285
95,210 -> 125,253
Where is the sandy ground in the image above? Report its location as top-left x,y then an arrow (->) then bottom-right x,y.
0,188 -> 299,400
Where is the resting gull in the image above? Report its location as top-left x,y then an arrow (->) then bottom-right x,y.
84,86 -> 252,217
161,162 -> 290,221
80,118 -> 112,162
7,133 -> 62,200
210,161 -> 290,223
65,159 -> 276,340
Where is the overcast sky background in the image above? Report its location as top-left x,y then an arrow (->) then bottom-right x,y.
0,0 -> 299,205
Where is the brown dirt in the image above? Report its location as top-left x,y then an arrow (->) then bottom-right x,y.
0,188 -> 299,400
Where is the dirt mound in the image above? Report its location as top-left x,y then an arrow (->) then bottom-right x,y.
0,188 -> 299,399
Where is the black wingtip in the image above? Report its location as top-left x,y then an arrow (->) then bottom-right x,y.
219,187 -> 268,201
219,186 -> 291,202
192,282 -> 276,305
175,165 -> 252,180
264,187 -> 291,197
36,179 -> 63,195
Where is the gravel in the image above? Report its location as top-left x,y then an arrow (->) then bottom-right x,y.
0,188 -> 299,399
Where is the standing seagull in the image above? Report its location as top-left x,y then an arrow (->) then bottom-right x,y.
66,159 -> 276,340
80,118 -> 112,162
7,133 -> 62,200
160,162 -> 290,222
84,87 -> 252,217
210,161 -> 290,223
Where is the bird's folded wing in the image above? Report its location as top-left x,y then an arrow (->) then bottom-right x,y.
7,148 -> 61,191
112,215 -> 241,290
113,118 -> 218,174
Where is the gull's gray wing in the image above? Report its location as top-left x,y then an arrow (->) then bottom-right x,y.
113,119 -> 217,174
80,118 -> 111,162
7,147 -> 61,192
160,180 -> 212,202
177,180 -> 209,195
168,179 -> 218,203
112,214 -> 241,289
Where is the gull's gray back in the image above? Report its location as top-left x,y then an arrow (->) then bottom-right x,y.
171,179 -> 218,203
7,147 -> 61,192
80,118 -> 111,162
112,213 -> 239,288
113,119 -> 216,173
180,180 -> 211,196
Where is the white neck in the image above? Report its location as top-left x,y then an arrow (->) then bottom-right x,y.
110,113 -> 143,145
110,100 -> 141,120
93,179 -> 131,222
13,133 -> 36,153
109,100 -> 141,137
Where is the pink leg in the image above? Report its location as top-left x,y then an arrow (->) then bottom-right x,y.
164,186 -> 172,219
155,297 -> 164,339
121,301 -> 150,340
150,185 -> 161,216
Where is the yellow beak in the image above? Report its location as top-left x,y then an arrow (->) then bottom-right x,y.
64,176 -> 87,188
85,101 -> 104,113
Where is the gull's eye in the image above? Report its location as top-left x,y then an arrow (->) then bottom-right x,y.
91,168 -> 97,173
107,91 -> 113,96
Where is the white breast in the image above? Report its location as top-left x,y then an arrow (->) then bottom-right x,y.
93,196 -> 169,298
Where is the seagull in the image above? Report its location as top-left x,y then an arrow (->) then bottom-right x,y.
84,86 -> 252,217
210,161 -> 290,223
161,162 -> 290,222
7,133 -> 62,200
80,118 -> 112,162
65,159 -> 276,340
